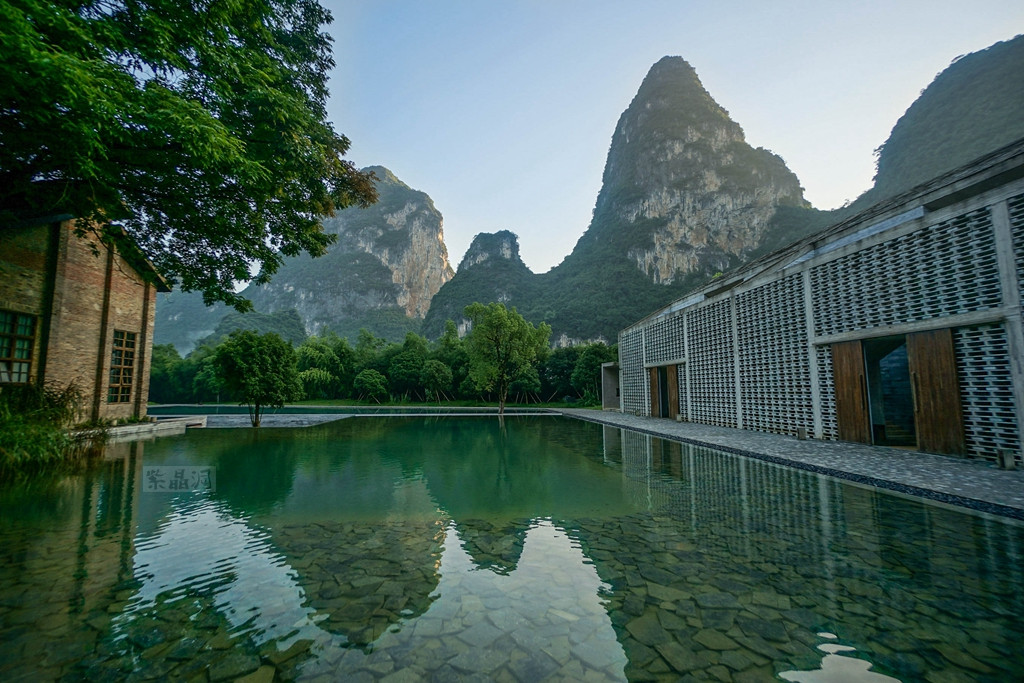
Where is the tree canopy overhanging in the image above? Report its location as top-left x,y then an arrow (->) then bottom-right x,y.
0,0 -> 377,308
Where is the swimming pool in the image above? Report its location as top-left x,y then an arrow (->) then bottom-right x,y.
0,415 -> 1020,680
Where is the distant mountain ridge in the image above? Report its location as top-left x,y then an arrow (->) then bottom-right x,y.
155,167 -> 453,352
156,34 -> 1024,352
425,56 -> 813,341
866,34 -> 1024,206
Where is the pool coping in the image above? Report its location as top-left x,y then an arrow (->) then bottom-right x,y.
558,409 -> 1024,521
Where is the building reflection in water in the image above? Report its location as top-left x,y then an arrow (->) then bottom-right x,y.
2,419 -> 1023,681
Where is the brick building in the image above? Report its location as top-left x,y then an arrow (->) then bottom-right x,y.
0,217 -> 169,422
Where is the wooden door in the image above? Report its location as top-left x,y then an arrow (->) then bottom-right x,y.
665,364 -> 679,420
907,328 -> 965,455
648,367 -> 659,417
832,340 -> 871,444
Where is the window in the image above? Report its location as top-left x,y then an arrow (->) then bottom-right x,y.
0,310 -> 36,384
107,330 -> 137,403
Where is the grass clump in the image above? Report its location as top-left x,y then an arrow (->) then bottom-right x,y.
0,383 -> 106,478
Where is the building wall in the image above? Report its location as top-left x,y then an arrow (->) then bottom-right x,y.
0,220 -> 159,422
0,222 -> 52,378
619,151 -> 1024,465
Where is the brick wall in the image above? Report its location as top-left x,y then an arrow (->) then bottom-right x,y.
0,223 -> 51,378
1,220 -> 160,422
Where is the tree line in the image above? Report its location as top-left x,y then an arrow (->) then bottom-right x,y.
150,303 -> 617,424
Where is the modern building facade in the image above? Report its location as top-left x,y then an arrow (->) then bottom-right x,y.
0,217 -> 169,421
617,139 -> 1024,465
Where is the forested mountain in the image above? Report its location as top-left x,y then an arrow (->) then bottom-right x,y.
421,231 -> 538,337
155,167 -> 453,352
428,56 -> 816,341
429,37 -> 1024,342
157,35 -> 1024,351
863,34 -> 1024,207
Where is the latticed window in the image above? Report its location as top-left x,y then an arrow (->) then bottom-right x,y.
0,310 -> 36,384
108,330 -> 137,403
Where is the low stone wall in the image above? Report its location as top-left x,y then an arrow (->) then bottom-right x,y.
106,416 -> 207,442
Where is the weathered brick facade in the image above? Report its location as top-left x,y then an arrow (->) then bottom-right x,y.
0,218 -> 169,422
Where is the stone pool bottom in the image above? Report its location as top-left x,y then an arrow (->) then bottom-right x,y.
1,413 -> 1022,682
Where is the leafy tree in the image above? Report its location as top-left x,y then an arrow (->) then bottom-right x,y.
296,336 -> 343,398
571,343 -> 617,402
463,302 -> 551,414
400,331 -> 430,359
353,369 -> 389,404
0,0 -> 377,308
509,366 -> 541,404
420,360 -> 452,403
541,346 -> 583,401
389,351 -> 424,400
433,320 -> 470,397
191,355 -> 224,404
149,343 -> 185,403
214,331 -> 302,426
298,367 -> 336,400
354,329 -> 388,372
327,334 -> 358,397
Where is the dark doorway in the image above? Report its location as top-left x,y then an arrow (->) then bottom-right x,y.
657,366 -> 670,418
863,337 -> 916,447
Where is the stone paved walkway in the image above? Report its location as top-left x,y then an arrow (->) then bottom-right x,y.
558,409 -> 1024,519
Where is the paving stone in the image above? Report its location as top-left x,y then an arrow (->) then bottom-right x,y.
235,665 -> 276,683
695,593 -> 741,610
448,648 -> 510,674
694,630 -> 740,651
207,652 -> 260,681
626,613 -> 671,646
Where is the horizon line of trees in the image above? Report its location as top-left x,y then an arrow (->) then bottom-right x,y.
150,306 -> 617,412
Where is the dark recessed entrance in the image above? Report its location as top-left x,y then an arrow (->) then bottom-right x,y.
864,337 -> 916,447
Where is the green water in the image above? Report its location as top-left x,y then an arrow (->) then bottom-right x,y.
0,416 -> 1022,681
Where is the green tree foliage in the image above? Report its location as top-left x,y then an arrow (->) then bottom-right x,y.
386,333 -> 430,400
188,344 -> 223,403
571,343 -> 617,403
389,351 -> 424,400
508,366 -> 541,403
148,315 -> 622,410
295,335 -> 343,399
354,329 -> 388,372
213,331 -> 302,426
464,302 -> 551,414
148,343 -> 186,403
353,369 -> 389,403
420,360 -> 452,403
540,346 -> 583,401
0,0 -> 377,307
433,320 -> 470,398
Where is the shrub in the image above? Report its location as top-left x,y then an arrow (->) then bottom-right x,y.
0,383 -> 106,476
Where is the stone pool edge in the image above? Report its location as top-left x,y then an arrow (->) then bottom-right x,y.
559,409 -> 1024,522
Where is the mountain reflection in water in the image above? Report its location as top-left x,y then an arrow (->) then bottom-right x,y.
0,416 -> 1021,681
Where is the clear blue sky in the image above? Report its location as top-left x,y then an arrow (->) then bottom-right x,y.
324,1 -> 1023,274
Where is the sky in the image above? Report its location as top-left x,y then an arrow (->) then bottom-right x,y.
324,1 -> 1024,274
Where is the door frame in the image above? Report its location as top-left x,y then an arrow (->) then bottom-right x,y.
831,328 -> 965,455
648,364 -> 679,419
